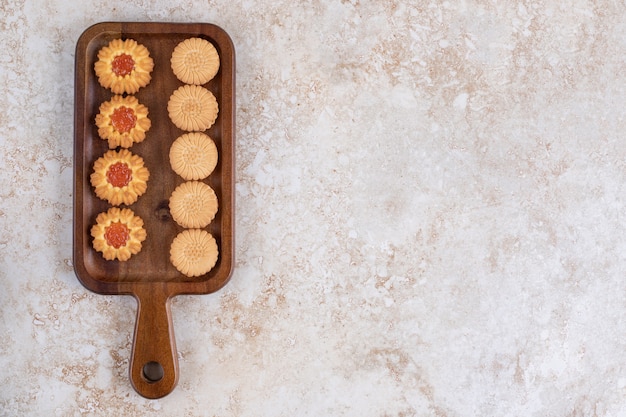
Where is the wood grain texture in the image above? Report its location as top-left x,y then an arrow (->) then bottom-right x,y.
73,22 -> 235,398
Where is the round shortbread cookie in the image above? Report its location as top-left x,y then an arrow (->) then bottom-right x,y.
169,181 -> 218,228
169,132 -> 218,180
167,85 -> 218,132
90,149 -> 150,206
171,37 -> 220,85
170,229 -> 219,277
94,38 -> 154,95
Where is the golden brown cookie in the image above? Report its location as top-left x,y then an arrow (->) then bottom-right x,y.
91,207 -> 147,261
167,85 -> 218,132
169,181 -> 218,228
90,149 -> 150,206
94,38 -> 154,94
170,229 -> 219,277
95,95 -> 151,149
170,37 -> 220,85
169,132 -> 218,180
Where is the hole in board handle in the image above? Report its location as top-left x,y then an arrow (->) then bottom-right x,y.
142,361 -> 164,383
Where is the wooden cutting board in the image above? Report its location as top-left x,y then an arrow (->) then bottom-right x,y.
73,21 -> 235,399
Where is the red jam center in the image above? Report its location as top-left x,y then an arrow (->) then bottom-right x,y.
110,106 -> 137,133
106,162 -> 132,188
111,53 -> 135,76
104,222 -> 130,249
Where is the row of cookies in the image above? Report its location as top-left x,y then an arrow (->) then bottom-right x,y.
90,39 -> 154,262
166,37 -> 222,278
87,36 -> 224,278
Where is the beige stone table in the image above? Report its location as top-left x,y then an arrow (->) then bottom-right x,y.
2,1 -> 626,416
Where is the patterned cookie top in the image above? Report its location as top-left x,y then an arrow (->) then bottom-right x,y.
167,85 -> 219,132
171,37 -> 220,85
169,132 -> 218,180
169,181 -> 218,228
170,229 -> 219,277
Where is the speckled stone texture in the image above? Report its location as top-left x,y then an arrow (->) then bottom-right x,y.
2,0 -> 626,416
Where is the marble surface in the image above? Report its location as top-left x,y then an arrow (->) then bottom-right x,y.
2,0 -> 626,415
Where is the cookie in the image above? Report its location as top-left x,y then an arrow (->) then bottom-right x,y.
167,85 -> 218,132
170,229 -> 219,277
90,149 -> 150,206
95,95 -> 151,149
168,181 -> 218,228
91,207 -> 147,261
94,38 -> 154,94
169,132 -> 218,180
171,37 -> 220,85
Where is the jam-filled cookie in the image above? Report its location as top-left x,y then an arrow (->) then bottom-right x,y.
91,207 -> 147,261
90,149 -> 150,206
95,95 -> 151,149
94,38 -> 154,94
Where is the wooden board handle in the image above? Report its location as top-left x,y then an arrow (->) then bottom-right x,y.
129,286 -> 179,399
